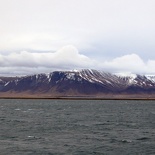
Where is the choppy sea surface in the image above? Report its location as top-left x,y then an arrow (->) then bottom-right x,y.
0,99 -> 155,155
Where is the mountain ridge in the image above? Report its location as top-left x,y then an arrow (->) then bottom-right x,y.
0,69 -> 155,98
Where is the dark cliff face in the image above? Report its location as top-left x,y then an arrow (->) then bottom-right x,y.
0,69 -> 155,95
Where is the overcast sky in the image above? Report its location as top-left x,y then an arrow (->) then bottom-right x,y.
0,0 -> 155,75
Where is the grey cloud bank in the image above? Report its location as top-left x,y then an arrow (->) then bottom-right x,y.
0,0 -> 155,75
0,45 -> 155,76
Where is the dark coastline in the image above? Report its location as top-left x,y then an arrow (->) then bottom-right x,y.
0,96 -> 155,100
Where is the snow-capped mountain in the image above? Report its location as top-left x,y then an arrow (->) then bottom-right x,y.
0,69 -> 155,98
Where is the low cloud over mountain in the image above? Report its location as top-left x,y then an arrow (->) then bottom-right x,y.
0,45 -> 155,76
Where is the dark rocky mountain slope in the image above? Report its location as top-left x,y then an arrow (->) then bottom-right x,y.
0,69 -> 155,98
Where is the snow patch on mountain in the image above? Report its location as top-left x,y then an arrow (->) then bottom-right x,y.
66,73 -> 76,80
145,75 -> 155,83
1,69 -> 155,95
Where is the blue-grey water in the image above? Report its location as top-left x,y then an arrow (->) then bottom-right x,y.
0,99 -> 155,155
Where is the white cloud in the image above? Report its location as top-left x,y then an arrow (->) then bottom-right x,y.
146,60 -> 155,74
0,45 -> 96,75
0,0 -> 155,60
0,45 -> 155,75
101,54 -> 147,73
1,0 -> 155,76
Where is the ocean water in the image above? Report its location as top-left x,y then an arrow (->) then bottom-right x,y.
0,99 -> 155,155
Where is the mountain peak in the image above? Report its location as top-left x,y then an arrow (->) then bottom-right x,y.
0,69 -> 155,98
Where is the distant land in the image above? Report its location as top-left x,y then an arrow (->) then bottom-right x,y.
1,69 -> 155,99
